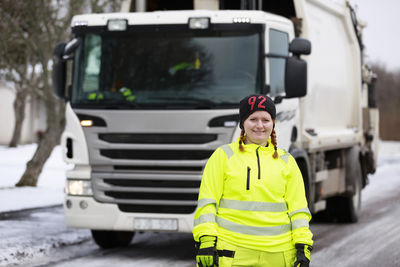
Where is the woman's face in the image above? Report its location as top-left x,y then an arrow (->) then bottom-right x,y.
243,111 -> 274,147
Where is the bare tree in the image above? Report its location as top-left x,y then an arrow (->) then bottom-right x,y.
0,0 -> 122,186
0,8 -> 37,147
371,62 -> 400,141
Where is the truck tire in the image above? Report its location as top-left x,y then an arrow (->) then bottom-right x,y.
327,150 -> 362,223
289,148 -> 314,211
327,175 -> 361,223
91,230 -> 135,249
338,164 -> 362,223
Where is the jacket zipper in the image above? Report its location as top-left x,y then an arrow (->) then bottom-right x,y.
256,147 -> 261,180
246,167 -> 251,190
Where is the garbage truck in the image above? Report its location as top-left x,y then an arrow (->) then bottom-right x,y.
53,0 -> 379,248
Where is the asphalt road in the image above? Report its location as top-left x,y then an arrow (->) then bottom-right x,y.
310,175 -> 400,266
1,159 -> 399,267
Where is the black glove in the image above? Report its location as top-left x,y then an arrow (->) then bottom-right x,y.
196,235 -> 218,267
293,243 -> 312,267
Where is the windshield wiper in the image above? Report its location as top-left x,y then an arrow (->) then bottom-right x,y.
175,98 -> 238,109
73,100 -> 138,109
154,97 -> 217,109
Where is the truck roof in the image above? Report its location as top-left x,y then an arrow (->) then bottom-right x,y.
71,10 -> 292,28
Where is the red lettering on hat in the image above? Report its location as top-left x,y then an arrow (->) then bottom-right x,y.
258,96 -> 266,108
248,96 -> 256,110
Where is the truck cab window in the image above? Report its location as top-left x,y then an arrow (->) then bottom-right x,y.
82,35 -> 101,92
72,34 -> 103,102
269,29 -> 289,97
71,27 -> 263,109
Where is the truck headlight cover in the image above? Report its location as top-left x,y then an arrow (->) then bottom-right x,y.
188,17 -> 210,29
66,180 -> 93,196
80,120 -> 93,127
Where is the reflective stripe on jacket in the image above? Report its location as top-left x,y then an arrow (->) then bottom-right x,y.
192,138 -> 313,252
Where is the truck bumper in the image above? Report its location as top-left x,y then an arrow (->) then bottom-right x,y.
64,196 -> 195,233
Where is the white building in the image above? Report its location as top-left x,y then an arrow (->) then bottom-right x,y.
0,81 -> 45,145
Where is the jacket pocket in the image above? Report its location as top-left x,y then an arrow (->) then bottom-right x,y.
246,167 -> 251,190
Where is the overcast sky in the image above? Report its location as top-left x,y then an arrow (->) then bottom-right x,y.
349,0 -> 400,71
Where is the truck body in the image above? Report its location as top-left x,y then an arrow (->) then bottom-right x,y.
53,0 -> 379,248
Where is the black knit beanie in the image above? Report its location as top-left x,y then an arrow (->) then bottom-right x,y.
239,94 -> 276,129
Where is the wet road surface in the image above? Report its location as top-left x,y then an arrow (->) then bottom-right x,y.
1,158 -> 399,267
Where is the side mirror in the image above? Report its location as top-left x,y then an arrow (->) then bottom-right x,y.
289,38 -> 311,56
284,38 -> 311,98
52,38 -> 81,100
285,56 -> 307,98
53,42 -> 67,100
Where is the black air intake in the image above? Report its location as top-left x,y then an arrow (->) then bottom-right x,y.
99,133 -> 217,144
100,149 -> 213,160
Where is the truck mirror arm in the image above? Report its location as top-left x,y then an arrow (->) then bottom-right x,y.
273,95 -> 284,104
265,53 -> 288,59
63,38 -> 82,60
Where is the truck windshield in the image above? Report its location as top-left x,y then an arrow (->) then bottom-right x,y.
71,26 -> 262,109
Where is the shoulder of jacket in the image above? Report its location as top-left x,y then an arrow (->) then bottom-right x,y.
278,148 -> 293,164
217,143 -> 235,159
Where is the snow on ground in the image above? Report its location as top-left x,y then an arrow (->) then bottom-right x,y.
362,141 -> 400,203
0,144 -> 72,213
0,140 -> 399,214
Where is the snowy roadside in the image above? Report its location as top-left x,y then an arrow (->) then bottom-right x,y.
0,145 -> 71,213
362,141 -> 400,203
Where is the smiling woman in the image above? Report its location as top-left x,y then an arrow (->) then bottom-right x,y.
193,94 -> 314,267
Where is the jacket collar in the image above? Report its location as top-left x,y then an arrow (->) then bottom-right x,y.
235,137 -> 274,153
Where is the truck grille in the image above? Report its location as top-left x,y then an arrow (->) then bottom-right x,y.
100,149 -> 213,160
105,191 -> 197,201
118,204 -> 196,214
92,173 -> 201,214
104,178 -> 201,188
77,109 -> 237,216
113,165 -> 203,172
99,133 -> 217,144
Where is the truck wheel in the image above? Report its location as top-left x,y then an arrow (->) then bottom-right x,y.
327,160 -> 362,223
91,230 -> 135,249
337,168 -> 362,223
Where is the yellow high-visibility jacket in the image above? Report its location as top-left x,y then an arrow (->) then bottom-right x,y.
193,138 -> 313,252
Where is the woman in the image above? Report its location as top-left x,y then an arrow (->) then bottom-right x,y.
193,94 -> 313,267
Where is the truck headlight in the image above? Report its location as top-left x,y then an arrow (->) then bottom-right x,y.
80,120 -> 93,127
66,180 -> 93,196
107,19 -> 127,31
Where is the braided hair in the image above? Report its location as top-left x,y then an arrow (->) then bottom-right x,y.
239,129 -> 246,151
270,126 -> 279,159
